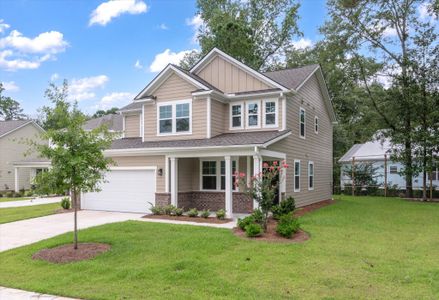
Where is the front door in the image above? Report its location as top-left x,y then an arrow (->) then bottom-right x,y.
263,161 -> 280,205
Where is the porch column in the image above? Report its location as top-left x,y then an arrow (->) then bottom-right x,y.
225,155 -> 233,218
14,167 -> 19,192
253,155 -> 262,209
170,157 -> 178,206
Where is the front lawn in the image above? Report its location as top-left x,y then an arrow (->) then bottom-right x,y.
0,197 -> 32,203
0,196 -> 438,299
0,203 -> 59,224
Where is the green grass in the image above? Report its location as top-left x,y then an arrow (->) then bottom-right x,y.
0,203 -> 59,224
0,197 -> 32,203
0,196 -> 438,299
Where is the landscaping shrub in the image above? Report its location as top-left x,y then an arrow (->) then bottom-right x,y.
245,223 -> 263,237
187,208 -> 199,217
25,190 -> 34,197
163,205 -> 175,215
5,191 -> 13,198
251,208 -> 264,224
14,192 -> 22,197
200,209 -> 210,218
149,202 -> 163,215
216,209 -> 226,219
0,193 -> 3,198
272,197 -> 296,220
173,207 -> 184,216
238,215 -> 255,230
276,213 -> 300,238
60,197 -> 71,209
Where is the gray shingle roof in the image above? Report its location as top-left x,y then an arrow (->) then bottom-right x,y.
263,64 -> 320,90
119,101 -> 144,112
110,130 -> 291,150
83,114 -> 123,132
0,120 -> 32,137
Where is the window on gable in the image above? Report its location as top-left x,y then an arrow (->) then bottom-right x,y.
159,105 -> 172,134
294,160 -> 300,192
158,101 -> 191,135
300,108 -> 306,138
247,102 -> 259,127
314,116 -> 319,134
264,100 -> 277,126
308,161 -> 314,190
231,104 -> 243,128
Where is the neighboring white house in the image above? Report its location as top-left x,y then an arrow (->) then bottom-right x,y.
339,138 -> 438,189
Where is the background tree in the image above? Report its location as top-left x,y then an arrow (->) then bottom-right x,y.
37,80 -> 71,130
0,83 -> 26,120
33,82 -> 114,249
92,107 -> 119,118
180,0 -> 301,70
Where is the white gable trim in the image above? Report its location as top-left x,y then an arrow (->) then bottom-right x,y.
190,48 -> 289,92
134,64 -> 210,100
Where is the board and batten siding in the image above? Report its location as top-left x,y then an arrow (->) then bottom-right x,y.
124,114 -> 140,137
196,55 -> 271,93
268,74 -> 333,207
111,156 -> 166,193
0,123 -> 45,191
143,73 -> 207,141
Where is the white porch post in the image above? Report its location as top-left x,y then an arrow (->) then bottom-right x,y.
253,155 -> 262,209
170,157 -> 178,206
225,155 -> 233,218
14,167 -> 19,192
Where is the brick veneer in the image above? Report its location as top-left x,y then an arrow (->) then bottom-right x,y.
155,193 -> 171,207
232,192 -> 253,213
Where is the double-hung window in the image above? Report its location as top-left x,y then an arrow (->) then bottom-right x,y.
300,108 -> 306,138
202,161 -> 217,190
314,116 -> 319,134
294,159 -> 300,192
263,100 -> 277,127
247,101 -> 260,128
201,159 -> 237,191
158,101 -> 191,135
308,161 -> 314,190
220,161 -> 237,190
231,103 -> 243,129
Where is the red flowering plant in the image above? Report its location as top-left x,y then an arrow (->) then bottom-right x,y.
234,160 -> 289,230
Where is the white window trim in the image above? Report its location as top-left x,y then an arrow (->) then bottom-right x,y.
299,107 -> 306,139
246,100 -> 261,129
314,116 -> 318,134
199,158 -> 238,192
262,99 -> 279,128
294,159 -> 300,192
229,102 -> 244,130
308,161 -> 314,191
157,99 -> 192,136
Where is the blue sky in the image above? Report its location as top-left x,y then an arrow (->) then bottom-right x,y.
0,0 -> 327,117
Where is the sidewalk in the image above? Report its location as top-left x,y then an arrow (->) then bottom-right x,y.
0,196 -> 64,208
0,286 -> 77,300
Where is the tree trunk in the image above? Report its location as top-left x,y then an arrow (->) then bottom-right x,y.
73,188 -> 78,250
405,141 -> 413,198
422,147 -> 427,201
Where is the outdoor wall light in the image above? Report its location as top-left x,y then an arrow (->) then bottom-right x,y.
158,168 -> 163,176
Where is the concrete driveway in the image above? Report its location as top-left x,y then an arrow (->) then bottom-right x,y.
0,210 -> 143,252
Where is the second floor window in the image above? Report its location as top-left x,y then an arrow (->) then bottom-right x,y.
231,104 -> 243,128
300,108 -> 306,138
264,100 -> 277,127
158,101 -> 191,135
247,102 -> 260,127
314,116 -> 319,134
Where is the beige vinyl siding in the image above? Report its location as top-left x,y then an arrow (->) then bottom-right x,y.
178,158 -> 196,192
144,73 -> 207,141
211,99 -> 227,137
268,74 -> 333,207
124,114 -> 140,137
196,55 -> 271,93
111,156 -> 166,193
0,124 -> 45,191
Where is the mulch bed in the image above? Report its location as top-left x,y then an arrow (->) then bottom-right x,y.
294,199 -> 334,217
54,208 -> 77,214
143,214 -> 232,224
32,243 -> 111,264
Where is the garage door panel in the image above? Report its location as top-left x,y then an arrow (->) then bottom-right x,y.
82,169 -> 156,213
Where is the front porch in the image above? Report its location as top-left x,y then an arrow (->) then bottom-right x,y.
158,149 -> 286,218
12,159 -> 51,192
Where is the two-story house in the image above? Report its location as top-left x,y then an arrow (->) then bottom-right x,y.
81,48 -> 337,217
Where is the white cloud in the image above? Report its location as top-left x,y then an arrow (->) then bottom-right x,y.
50,73 -> 59,81
95,92 -> 135,110
291,38 -> 313,50
0,20 -> 10,34
418,2 -> 437,23
0,50 -> 41,70
134,59 -> 143,69
186,14 -> 204,44
1,81 -> 19,92
89,0 -> 148,26
69,75 -> 109,101
149,48 -> 196,72
158,23 -> 168,30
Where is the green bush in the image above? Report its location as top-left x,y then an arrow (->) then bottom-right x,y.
216,209 -> 226,220
276,213 -> 300,238
251,208 -> 264,224
0,193 -> 3,198
245,223 -> 263,237
60,197 -> 71,209
187,208 -> 199,217
149,202 -> 163,215
200,209 -> 211,218
163,205 -> 176,215
173,207 -> 184,216
24,190 -> 34,197
14,192 -> 22,197
5,191 -> 13,198
272,197 -> 296,220
238,215 -> 255,230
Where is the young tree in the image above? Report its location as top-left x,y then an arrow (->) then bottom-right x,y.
0,83 -> 26,120
33,82 -> 114,249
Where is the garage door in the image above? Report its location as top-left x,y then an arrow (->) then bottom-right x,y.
82,168 -> 156,213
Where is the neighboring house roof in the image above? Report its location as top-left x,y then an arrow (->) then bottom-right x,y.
263,64 -> 320,91
83,114 -> 123,132
13,158 -> 51,167
109,130 -> 291,150
338,139 -> 393,163
0,120 -> 42,138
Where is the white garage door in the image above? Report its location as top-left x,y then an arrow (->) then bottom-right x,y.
82,168 -> 156,213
